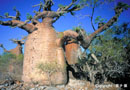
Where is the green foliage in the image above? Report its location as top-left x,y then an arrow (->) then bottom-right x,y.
89,23 -> 130,62
94,16 -> 107,24
116,2 -> 130,10
4,12 -> 9,17
10,54 -> 24,64
37,61 -> 62,74
13,6 -> 16,11
0,53 -> 16,71
0,53 -> 16,64
37,61 -> 63,86
75,23 -> 130,83
73,4 -> 81,9
73,26 -> 82,32
16,54 -> 23,61
0,53 -> 23,79
74,4 -> 81,8
58,4 -> 66,8
26,13 -> 33,20
79,0 -> 114,7
58,32 -> 64,38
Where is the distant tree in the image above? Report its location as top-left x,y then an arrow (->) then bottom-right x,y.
0,0 -> 129,85
0,37 -> 26,56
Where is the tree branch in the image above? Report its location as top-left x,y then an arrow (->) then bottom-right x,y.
91,53 -> 99,63
33,11 -> 58,20
90,3 -> 96,31
33,0 -> 81,23
43,0 -> 54,11
56,30 -> 79,47
0,8 -> 21,20
0,20 -> 37,33
10,38 -> 25,45
56,0 -> 81,18
79,2 -> 128,49
32,1 -> 44,12
62,0 -> 77,11
0,44 -> 8,52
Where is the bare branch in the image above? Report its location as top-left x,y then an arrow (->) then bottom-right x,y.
32,1 -> 44,12
56,0 -> 81,17
0,20 -> 37,33
62,0 -> 77,11
91,53 -> 99,63
0,44 -> 8,52
43,0 -> 54,11
52,16 -> 60,23
90,3 -> 96,31
33,11 -> 48,20
0,8 -> 21,20
9,36 -> 26,46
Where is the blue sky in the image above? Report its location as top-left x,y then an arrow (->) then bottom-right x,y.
0,0 -> 130,54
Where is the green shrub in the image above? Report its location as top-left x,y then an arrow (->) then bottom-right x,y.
37,61 -> 63,86
0,53 -> 23,80
37,61 -> 61,74
0,53 -> 16,71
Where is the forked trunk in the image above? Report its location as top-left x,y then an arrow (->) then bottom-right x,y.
22,18 -> 67,85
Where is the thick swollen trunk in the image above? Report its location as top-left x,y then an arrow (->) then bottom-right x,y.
22,23 -> 67,85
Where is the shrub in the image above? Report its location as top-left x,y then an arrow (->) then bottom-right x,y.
0,53 -> 23,81
37,61 -> 62,86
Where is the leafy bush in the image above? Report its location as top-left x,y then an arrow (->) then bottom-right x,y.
37,61 -> 63,86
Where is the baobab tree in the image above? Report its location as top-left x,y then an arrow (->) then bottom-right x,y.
0,38 -> 25,56
0,0 -> 129,86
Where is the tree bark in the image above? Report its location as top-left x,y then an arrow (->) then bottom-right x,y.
65,41 -> 80,65
22,19 -> 67,85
